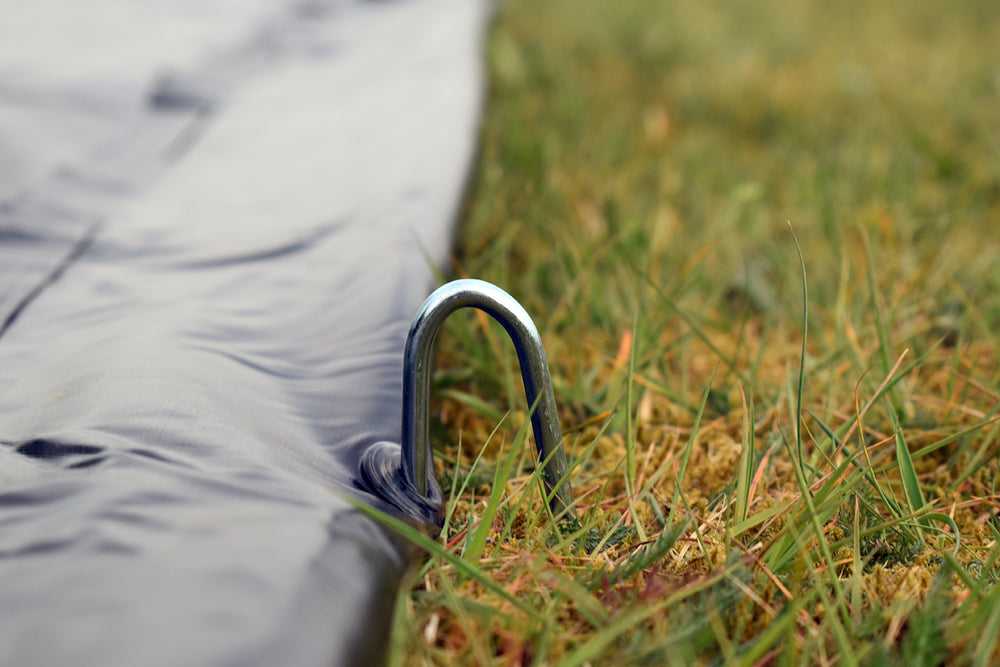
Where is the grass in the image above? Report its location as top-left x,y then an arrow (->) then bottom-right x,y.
384,0 -> 1000,664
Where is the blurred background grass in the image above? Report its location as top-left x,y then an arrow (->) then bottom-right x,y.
465,0 -> 998,322
450,0 -> 1000,433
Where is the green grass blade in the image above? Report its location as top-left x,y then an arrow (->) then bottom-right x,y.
735,384 -> 756,524
890,410 -> 929,531
463,426 -> 524,562
789,223 -> 809,470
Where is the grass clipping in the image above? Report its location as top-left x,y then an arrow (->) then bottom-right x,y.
386,1 -> 1000,665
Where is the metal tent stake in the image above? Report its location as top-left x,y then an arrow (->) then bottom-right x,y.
401,279 -> 576,518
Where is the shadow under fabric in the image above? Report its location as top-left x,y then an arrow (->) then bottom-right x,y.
0,0 -> 488,664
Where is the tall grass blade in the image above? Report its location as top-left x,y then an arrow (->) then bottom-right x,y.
735,384 -> 755,524
624,310 -> 647,541
789,222 -> 809,470
889,410 -> 928,531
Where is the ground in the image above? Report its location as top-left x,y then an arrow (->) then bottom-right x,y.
384,1 -> 1000,664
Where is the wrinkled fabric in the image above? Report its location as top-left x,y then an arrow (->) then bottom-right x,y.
0,0 -> 485,664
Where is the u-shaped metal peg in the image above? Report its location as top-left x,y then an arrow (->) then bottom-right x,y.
401,279 -> 575,518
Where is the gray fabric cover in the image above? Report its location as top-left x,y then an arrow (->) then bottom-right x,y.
0,0 -> 486,664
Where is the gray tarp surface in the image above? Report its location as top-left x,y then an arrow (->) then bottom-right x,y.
0,0 -> 486,663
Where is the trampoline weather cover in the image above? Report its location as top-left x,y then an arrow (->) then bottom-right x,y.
0,0 -> 517,664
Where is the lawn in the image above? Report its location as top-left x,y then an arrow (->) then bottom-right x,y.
387,1 -> 1000,664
